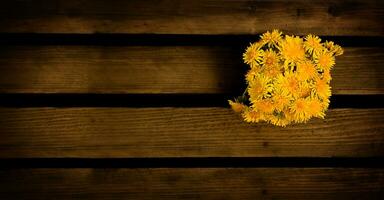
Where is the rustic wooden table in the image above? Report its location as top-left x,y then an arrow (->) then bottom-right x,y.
0,0 -> 383,199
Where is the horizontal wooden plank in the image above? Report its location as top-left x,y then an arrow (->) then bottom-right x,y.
332,47 -> 384,94
0,46 -> 242,94
0,0 -> 383,36
0,168 -> 383,199
0,46 -> 382,94
0,108 -> 383,157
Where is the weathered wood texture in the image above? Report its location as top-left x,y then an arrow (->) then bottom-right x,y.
0,0 -> 383,36
0,0 -> 383,198
0,108 -> 383,158
0,168 -> 383,199
0,46 -> 382,94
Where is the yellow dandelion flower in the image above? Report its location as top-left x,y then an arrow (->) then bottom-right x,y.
290,98 -> 311,122
276,72 -> 300,97
321,98 -> 330,110
243,42 -> 263,66
324,41 -> 344,56
263,64 -> 281,79
322,69 -> 332,83
242,108 -> 265,123
268,110 -> 292,127
324,40 -> 335,50
272,90 -> 291,111
280,35 -> 305,65
314,50 -> 335,71
307,97 -> 325,118
304,34 -> 323,55
228,100 -> 247,113
245,68 -> 261,83
248,75 -> 272,101
261,49 -> 279,67
298,81 -> 312,98
252,98 -> 275,114
333,45 -> 344,56
297,60 -> 318,81
313,78 -> 331,100
282,108 -> 294,121
260,29 -> 283,47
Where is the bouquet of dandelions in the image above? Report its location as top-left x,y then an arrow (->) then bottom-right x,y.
229,30 -> 343,127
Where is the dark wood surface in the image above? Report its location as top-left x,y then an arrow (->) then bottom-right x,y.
0,0 -> 383,198
0,46 -> 382,94
0,108 -> 383,158
0,168 -> 383,199
0,0 -> 383,36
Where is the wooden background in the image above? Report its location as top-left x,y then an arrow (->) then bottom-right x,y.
0,0 -> 383,199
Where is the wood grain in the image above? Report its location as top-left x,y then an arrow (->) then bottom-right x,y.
0,168 -> 383,199
332,47 -> 384,94
0,46 -> 242,94
0,108 -> 383,158
0,46 -> 382,94
0,0 -> 383,36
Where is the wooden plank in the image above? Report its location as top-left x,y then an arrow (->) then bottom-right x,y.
0,0 -> 382,36
0,46 -> 242,94
0,46 -> 382,94
0,168 -> 383,199
0,108 -> 383,158
332,47 -> 384,94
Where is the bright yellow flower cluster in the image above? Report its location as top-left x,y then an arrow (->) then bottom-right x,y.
229,30 -> 343,127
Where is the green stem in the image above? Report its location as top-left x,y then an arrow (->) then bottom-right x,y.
242,87 -> 248,97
